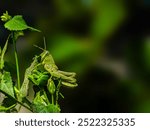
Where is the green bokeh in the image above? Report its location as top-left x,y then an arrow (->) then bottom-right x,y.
0,0 -> 149,112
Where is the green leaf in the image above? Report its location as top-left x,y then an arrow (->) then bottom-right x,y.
32,91 -> 48,112
0,35 -> 10,70
0,71 -> 15,98
32,103 -> 47,113
28,70 -> 49,87
46,104 -> 60,113
20,56 -> 39,98
4,15 -> 41,32
32,91 -> 60,113
33,91 -> 47,105
32,103 -> 60,113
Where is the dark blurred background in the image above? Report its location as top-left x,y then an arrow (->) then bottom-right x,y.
0,0 -> 150,112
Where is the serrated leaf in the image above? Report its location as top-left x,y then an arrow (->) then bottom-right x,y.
4,15 -> 41,32
0,71 -> 15,98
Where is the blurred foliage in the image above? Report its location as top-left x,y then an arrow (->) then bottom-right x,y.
143,37 -> 150,71
0,0 -> 150,112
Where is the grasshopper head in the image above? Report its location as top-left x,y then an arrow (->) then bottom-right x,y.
40,50 -> 49,61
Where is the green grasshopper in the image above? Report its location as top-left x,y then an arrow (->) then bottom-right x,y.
34,41 -> 78,88
41,51 -> 77,87
40,50 -> 77,83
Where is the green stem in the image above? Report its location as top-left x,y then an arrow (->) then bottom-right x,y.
17,101 -> 32,112
43,90 -> 50,104
23,97 -> 32,106
56,80 -> 61,105
12,32 -> 20,90
51,94 -> 54,105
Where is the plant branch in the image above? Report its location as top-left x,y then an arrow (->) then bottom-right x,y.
56,79 -> 61,105
12,32 -> 21,90
43,90 -> 50,105
0,90 -> 32,112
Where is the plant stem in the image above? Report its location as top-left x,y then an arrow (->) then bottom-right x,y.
17,101 -> 32,112
12,32 -> 20,90
56,80 -> 61,105
43,90 -> 50,104
23,97 -> 32,106
51,94 -> 54,105
0,89 -> 32,112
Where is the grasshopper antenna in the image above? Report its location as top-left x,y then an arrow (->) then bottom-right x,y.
33,44 -> 45,51
43,37 -> 47,50
33,37 -> 47,51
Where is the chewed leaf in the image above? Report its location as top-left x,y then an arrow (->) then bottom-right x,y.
4,15 -> 41,32
0,71 -> 15,98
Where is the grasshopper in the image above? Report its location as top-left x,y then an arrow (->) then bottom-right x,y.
34,40 -> 78,88
40,50 -> 77,85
